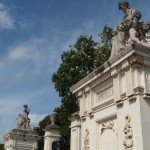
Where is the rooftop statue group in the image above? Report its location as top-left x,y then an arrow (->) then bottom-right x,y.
111,1 -> 150,57
16,105 -> 31,130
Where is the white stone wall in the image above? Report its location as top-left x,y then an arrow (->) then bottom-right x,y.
3,130 -> 39,150
70,45 -> 150,150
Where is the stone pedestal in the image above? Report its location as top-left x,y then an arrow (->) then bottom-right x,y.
3,129 -> 40,150
44,124 -> 61,150
70,44 -> 150,150
70,112 -> 81,150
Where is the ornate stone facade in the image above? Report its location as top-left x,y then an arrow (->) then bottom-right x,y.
70,1 -> 150,150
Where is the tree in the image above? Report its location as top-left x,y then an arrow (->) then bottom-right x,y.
0,144 -> 4,150
34,25 -> 113,150
51,25 -> 113,149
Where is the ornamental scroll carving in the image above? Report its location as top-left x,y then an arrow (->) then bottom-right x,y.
101,121 -> 116,135
123,115 -> 133,150
84,128 -> 90,150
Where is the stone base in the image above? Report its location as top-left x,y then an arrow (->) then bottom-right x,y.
3,129 -> 40,150
44,124 -> 61,150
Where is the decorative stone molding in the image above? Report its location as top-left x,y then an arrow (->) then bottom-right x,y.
123,115 -> 133,150
92,100 -> 114,111
121,60 -> 130,71
81,115 -> 86,121
84,128 -> 90,150
128,95 -> 136,103
70,65 -> 109,93
96,82 -> 113,95
120,93 -> 127,100
97,87 -> 114,103
133,86 -> 144,95
78,91 -> 83,97
91,73 -> 112,89
88,111 -> 94,118
143,93 -> 150,100
115,100 -> 124,107
111,68 -> 118,77
128,55 -> 144,68
101,121 -> 116,135
84,86 -> 90,93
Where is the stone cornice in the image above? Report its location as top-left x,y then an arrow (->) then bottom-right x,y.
70,44 -> 150,94
3,129 -> 41,141
69,112 -> 80,121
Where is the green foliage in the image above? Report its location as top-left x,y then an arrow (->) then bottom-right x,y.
52,35 -> 103,98
51,25 -> 113,149
34,25 -> 113,150
99,25 -> 114,46
0,144 -> 4,150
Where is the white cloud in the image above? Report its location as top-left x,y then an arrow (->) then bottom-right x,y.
29,114 -> 47,128
8,40 -> 41,61
5,36 -> 61,76
0,2 -> 15,29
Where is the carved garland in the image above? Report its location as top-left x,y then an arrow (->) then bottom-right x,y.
123,115 -> 133,150
84,128 -> 90,150
101,121 -> 116,135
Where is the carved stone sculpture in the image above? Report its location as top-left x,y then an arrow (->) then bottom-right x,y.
101,121 -> 115,135
123,115 -> 133,150
84,128 -> 90,150
110,1 -> 150,58
16,105 -> 31,130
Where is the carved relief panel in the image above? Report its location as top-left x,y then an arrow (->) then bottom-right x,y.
123,115 -> 133,150
84,128 -> 90,150
92,77 -> 114,109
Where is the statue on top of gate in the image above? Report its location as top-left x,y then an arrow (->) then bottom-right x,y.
16,105 -> 31,130
110,1 -> 150,58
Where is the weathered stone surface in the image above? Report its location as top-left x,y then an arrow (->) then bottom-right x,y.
44,112 -> 61,150
3,106 -> 40,150
70,2 -> 150,149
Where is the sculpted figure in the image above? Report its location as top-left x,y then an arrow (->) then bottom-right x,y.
111,1 -> 141,57
118,1 -> 141,24
16,105 -> 31,129
23,105 -> 30,127
128,21 -> 150,46
16,114 -> 25,128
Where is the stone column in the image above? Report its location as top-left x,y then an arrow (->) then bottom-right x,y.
44,112 -> 61,150
70,112 -> 81,150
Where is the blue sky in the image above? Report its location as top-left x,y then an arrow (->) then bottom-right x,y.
0,0 -> 150,143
